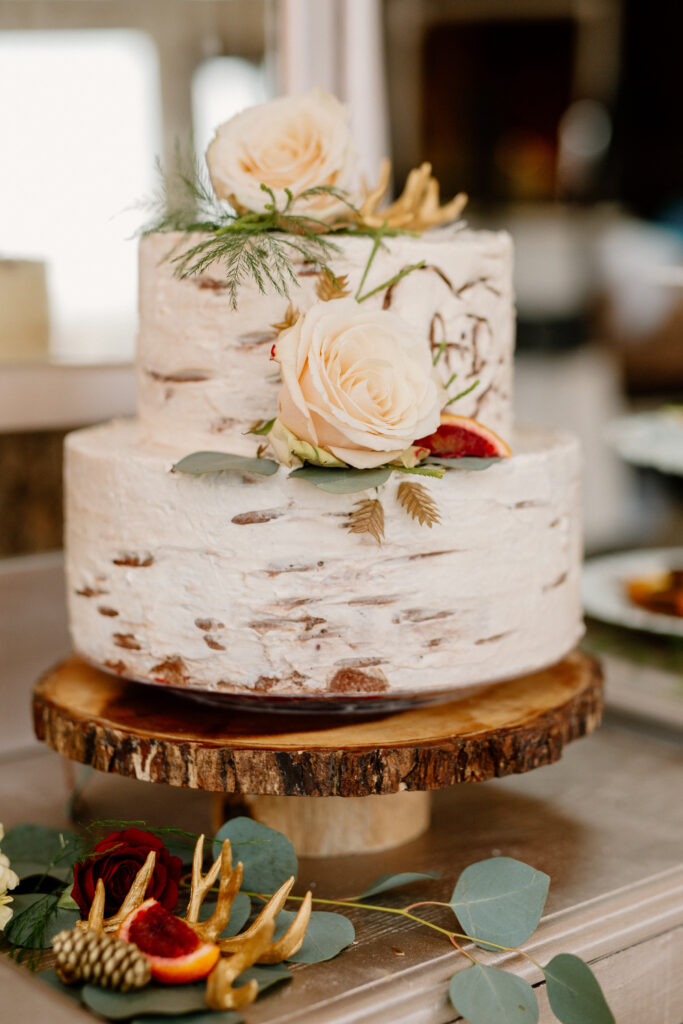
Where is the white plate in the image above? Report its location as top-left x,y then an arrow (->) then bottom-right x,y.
582,547 -> 683,637
607,411 -> 683,476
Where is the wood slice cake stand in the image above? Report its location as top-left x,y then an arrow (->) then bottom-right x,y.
33,651 -> 603,857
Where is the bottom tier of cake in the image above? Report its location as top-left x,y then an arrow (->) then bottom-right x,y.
65,420 -> 583,697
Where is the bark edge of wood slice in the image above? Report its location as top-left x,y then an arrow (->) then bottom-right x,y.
33,651 -> 603,797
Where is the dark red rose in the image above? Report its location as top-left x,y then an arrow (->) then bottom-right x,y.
71,827 -> 183,918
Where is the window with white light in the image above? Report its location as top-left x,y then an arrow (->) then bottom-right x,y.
0,30 -> 161,363
192,56 -> 270,160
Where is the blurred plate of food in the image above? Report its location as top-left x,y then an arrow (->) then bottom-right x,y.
583,547 -> 683,636
606,408 -> 683,476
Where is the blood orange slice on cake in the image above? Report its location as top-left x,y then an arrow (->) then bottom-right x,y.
416,414 -> 511,458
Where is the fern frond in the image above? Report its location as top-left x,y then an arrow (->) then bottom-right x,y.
397,481 -> 440,528
137,145 -> 231,235
344,498 -> 385,544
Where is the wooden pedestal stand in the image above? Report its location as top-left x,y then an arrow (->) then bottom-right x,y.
33,651 -> 602,857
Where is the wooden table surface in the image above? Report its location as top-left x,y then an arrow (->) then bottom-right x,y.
1,706 -> 682,1023
2,555 -> 682,1021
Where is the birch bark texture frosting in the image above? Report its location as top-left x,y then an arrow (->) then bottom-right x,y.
206,88 -> 359,221
65,422 -> 583,696
136,228 -> 514,453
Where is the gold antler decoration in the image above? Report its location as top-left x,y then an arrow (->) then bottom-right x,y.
185,835 -> 312,1007
358,158 -> 468,231
185,836 -> 244,942
206,913 -> 276,1010
219,876 -> 312,963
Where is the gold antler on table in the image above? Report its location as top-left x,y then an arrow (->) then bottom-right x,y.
185,835 -> 243,942
358,157 -> 468,231
205,912 -> 275,1010
219,875 -> 312,963
186,834 -> 312,1008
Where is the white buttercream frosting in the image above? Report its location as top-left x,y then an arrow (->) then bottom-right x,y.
136,227 -> 514,454
65,421 -> 583,696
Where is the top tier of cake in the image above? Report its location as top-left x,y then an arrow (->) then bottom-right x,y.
137,227 -> 515,453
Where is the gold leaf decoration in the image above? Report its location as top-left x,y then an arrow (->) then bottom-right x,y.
344,498 -> 385,544
270,303 -> 300,333
397,481 -> 440,528
358,158 -> 468,231
316,268 -> 350,301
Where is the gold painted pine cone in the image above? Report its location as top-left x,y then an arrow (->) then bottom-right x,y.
52,926 -> 151,991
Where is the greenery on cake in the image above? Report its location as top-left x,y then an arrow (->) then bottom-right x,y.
2,817 -> 614,1023
145,88 -> 510,540
172,293 -> 511,542
139,88 -> 466,310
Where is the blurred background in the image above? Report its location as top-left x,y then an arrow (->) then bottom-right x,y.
1,0 -> 682,748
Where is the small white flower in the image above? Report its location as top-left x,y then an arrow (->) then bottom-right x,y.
0,824 -> 19,931
0,893 -> 14,930
0,856 -> 19,894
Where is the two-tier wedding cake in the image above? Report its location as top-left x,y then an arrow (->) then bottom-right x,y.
65,89 -> 582,699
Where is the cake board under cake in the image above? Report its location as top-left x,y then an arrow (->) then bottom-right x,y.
33,650 -> 603,856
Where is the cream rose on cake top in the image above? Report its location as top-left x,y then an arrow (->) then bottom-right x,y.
206,87 -> 359,222
270,298 -> 442,470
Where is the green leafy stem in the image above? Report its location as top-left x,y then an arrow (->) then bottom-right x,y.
244,886 -> 614,1024
4,819 -> 615,1024
140,150 -> 425,310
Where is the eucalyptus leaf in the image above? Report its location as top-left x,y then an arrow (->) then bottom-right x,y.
83,981 -> 208,1019
357,871 -> 441,900
273,909 -> 354,963
38,968 -> 84,1003
2,824 -> 81,881
4,892 -> 80,949
172,452 -> 279,476
56,888 -> 80,911
289,465 -> 392,493
197,890 -> 251,938
425,456 -> 503,471
544,954 -> 614,1024
449,857 -> 549,949
449,964 -> 539,1024
11,863 -> 74,885
161,836 -> 198,866
213,818 -> 297,894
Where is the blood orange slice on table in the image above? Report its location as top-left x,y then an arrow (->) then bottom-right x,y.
118,898 -> 220,984
416,414 -> 512,458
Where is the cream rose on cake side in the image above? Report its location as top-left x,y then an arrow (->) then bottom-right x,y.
206,88 -> 359,222
269,299 -> 443,470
